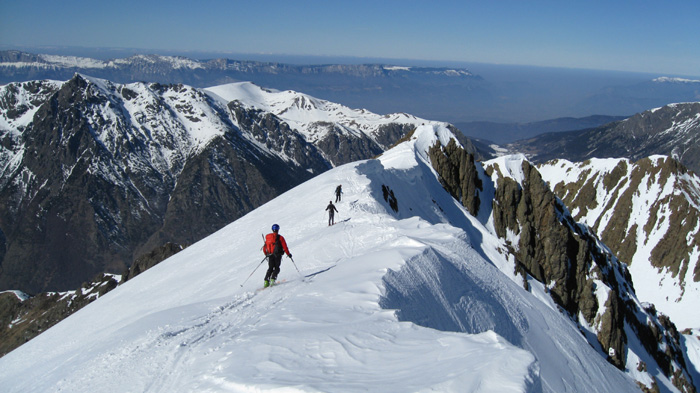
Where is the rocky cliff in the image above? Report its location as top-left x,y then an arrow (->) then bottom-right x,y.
536,156 -> 700,330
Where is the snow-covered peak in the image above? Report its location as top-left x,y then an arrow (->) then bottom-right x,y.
69,74 -> 230,161
483,153 -> 529,183
205,81 -> 435,143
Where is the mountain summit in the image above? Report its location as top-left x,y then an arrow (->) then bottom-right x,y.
0,124 -> 695,392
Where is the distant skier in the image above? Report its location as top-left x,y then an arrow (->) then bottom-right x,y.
326,201 -> 339,226
262,224 -> 292,288
335,184 -> 343,202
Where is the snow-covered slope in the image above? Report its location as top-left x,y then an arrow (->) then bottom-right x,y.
537,156 -> 700,329
206,82 -> 427,144
0,125 -> 650,392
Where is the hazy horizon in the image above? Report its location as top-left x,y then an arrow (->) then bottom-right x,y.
2,1 -> 699,77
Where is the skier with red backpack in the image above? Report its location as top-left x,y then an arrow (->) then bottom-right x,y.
262,224 -> 292,288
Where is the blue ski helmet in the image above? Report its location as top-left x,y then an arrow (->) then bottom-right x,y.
271,224 -> 280,232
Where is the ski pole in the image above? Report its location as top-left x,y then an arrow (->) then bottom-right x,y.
240,256 -> 268,287
289,256 -> 302,275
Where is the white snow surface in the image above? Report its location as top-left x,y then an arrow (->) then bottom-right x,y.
0,126 -> 644,392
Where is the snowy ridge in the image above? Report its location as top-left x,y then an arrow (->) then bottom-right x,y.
205,81 -> 432,144
0,54 -> 205,71
0,125 -> 657,392
1,75 -> 441,178
537,156 -> 700,329
77,74 -> 227,160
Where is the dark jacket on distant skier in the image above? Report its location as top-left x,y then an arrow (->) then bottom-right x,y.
326,201 -> 338,225
335,185 -> 342,202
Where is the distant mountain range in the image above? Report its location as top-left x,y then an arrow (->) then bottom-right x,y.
454,115 -> 627,144
3,50 -> 700,128
0,50 -> 483,123
509,102 -> 700,174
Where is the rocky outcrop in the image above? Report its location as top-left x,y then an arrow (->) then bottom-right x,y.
0,273 -> 119,357
428,139 -> 482,215
537,156 -> 700,329
429,139 -> 696,392
1,241 -> 184,358
122,242 -> 183,282
490,162 -> 602,315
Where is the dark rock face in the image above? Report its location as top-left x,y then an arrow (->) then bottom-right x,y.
122,242 -> 183,282
0,273 -> 119,357
510,102 -> 700,175
490,162 -> 595,313
428,139 -> 482,215
316,126 -> 384,165
1,241 -> 183,358
429,139 -> 696,392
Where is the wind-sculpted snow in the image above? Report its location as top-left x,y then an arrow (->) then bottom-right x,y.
0,125 -> 646,392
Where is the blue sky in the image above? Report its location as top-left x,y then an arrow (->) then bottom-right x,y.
2,0 -> 699,76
